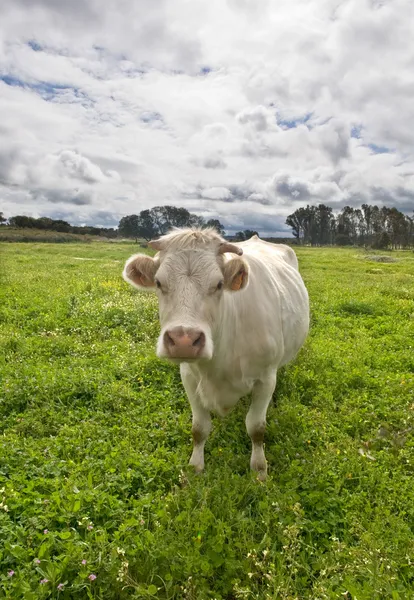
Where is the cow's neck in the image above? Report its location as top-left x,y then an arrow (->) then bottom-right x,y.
203,292 -> 241,378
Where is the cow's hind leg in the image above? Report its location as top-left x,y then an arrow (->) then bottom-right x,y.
246,369 -> 277,480
181,365 -> 211,473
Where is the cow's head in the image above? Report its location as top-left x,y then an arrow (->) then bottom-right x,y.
123,229 -> 249,361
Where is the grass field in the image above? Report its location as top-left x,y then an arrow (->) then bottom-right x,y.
0,242 -> 413,599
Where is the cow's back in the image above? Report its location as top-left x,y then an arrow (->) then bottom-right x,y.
221,236 -> 309,371
236,236 -> 299,270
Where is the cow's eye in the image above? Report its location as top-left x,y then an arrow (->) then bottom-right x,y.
216,281 -> 224,291
155,279 -> 161,289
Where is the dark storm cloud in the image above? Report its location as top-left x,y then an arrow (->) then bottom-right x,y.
0,149 -> 19,183
203,156 -> 227,169
224,212 -> 292,238
273,175 -> 311,201
30,188 -> 94,205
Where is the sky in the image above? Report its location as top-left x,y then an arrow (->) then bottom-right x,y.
0,0 -> 413,237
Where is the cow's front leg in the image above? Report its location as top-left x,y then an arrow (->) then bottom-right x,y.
246,369 -> 277,480
189,401 -> 211,473
181,365 -> 212,473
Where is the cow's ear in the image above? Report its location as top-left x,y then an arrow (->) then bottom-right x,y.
223,257 -> 249,292
123,254 -> 158,290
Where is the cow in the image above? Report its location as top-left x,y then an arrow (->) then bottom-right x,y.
123,228 -> 309,480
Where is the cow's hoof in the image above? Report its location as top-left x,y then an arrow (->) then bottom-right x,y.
251,464 -> 267,481
256,469 -> 267,482
251,452 -> 267,481
189,465 -> 204,475
189,456 -> 204,474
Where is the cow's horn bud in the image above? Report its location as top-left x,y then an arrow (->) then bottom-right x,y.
148,239 -> 163,251
218,242 -> 243,256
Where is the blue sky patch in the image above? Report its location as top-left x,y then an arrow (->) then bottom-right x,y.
0,75 -> 25,88
140,111 -> 164,124
278,112 -> 313,129
28,40 -> 43,52
1,74 -> 71,94
351,126 -> 392,153
368,143 -> 393,154
351,124 -> 363,139
0,74 -> 92,106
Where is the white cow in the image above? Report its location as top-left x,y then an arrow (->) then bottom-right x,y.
123,228 -> 309,479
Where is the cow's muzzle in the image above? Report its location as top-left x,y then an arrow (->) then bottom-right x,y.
162,326 -> 206,359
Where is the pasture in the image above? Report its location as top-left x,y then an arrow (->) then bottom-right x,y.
0,242 -> 413,599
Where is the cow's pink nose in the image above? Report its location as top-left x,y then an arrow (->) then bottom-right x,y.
164,327 -> 206,359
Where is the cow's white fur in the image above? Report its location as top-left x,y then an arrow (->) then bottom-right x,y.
123,228 -> 309,479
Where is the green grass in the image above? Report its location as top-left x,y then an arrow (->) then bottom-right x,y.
0,243 -> 413,599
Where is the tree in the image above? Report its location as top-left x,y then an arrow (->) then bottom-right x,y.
51,219 -> 71,233
286,207 -> 308,242
118,206 -> 217,242
205,219 -> 226,236
152,206 -> 209,233
136,210 -> 158,241
335,233 -> 352,246
188,214 -> 205,229
0,212 -> 6,225
337,206 -> 366,245
151,206 -> 195,234
8,215 -> 38,228
118,215 -> 140,241
118,214 -> 158,241
36,217 -> 55,230
285,203 -> 414,248
234,230 -> 259,241
318,204 -> 335,245
381,207 -> 412,249
373,231 -> 391,249
286,205 -> 335,245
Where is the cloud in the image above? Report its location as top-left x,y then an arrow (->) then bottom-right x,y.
201,187 -> 233,201
0,0 -> 413,236
267,171 -> 343,205
0,145 -> 21,184
202,156 -> 227,169
237,105 -> 277,132
55,150 -> 110,183
272,174 -> 311,201
30,188 -> 94,206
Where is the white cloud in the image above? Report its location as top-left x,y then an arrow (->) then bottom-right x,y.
0,0 -> 413,234
237,105 -> 278,132
55,150 -> 112,184
201,156 -> 227,170
201,187 -> 233,201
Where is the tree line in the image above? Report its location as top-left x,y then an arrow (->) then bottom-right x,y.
286,204 -> 414,248
2,203 -> 413,248
2,214 -> 118,238
2,206 -> 259,243
1,208 -> 226,241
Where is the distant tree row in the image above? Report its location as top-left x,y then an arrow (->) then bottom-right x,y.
1,208 -> 225,241
118,206 -> 225,241
3,203 -> 413,248
286,204 -> 414,248
4,214 -> 117,238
